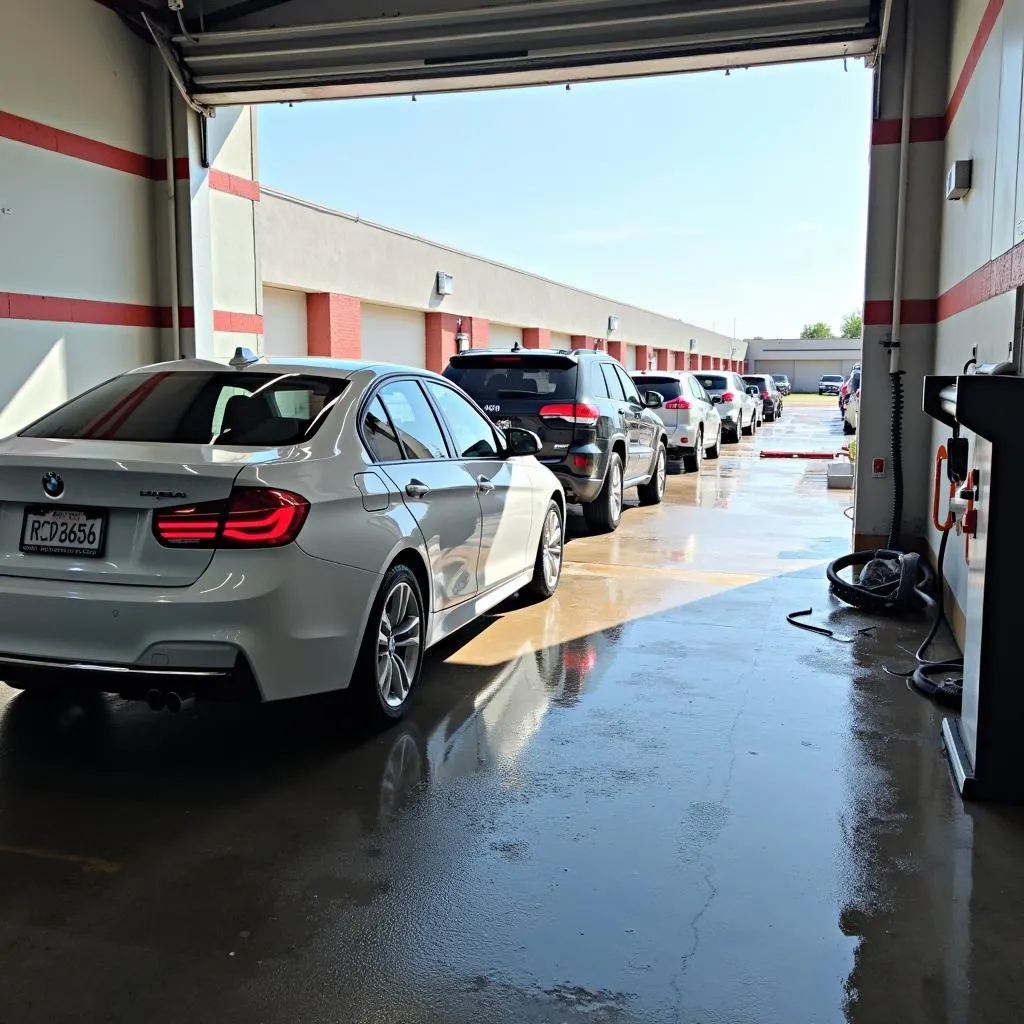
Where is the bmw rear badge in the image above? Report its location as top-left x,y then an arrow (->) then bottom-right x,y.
42,472 -> 64,499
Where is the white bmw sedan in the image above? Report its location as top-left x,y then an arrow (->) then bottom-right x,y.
0,353 -> 566,723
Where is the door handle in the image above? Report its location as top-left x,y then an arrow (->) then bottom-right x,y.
405,480 -> 430,498
476,476 -> 495,494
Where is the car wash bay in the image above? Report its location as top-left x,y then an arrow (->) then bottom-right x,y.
6,0 -> 1024,1019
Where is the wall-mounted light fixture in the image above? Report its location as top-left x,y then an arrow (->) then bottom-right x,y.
946,160 -> 972,201
689,338 -> 697,351
435,271 -> 454,296
608,315 -> 619,334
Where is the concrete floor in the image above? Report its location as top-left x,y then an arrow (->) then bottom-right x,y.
1,399 -> 1021,1023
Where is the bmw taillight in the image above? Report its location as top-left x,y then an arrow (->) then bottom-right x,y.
761,391 -> 771,400
539,402 -> 600,425
664,396 -> 691,410
721,391 -> 735,402
153,487 -> 310,548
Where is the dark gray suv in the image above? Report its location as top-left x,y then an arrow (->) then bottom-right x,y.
444,348 -> 668,533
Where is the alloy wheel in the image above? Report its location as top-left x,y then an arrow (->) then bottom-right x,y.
655,446 -> 666,497
609,459 -> 623,522
376,581 -> 422,708
542,505 -> 563,589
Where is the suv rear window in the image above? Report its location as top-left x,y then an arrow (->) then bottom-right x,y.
632,376 -> 682,400
444,354 -> 578,402
20,371 -> 347,446
696,375 -> 728,391
821,375 -> 844,382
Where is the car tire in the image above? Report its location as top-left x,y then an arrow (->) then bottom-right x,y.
705,428 -> 721,460
765,407 -> 775,422
583,452 -> 624,533
638,443 -> 667,505
526,499 -> 564,599
682,430 -> 703,473
741,413 -> 753,437
354,563 -> 425,726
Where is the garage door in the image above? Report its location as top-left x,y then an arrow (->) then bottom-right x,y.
490,324 -> 522,349
793,359 -> 846,394
362,304 -> 425,367
624,345 -> 638,370
752,359 -> 796,387
262,286 -> 308,358
550,332 -> 571,351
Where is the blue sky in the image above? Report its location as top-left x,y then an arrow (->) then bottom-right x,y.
258,60 -> 873,340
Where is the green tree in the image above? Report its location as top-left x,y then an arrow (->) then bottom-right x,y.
800,322 -> 834,339
840,310 -> 863,339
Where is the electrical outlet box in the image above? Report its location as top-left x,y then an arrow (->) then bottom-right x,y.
946,160 -> 972,200
872,457 -> 886,478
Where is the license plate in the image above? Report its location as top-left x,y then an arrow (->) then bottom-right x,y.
20,506 -> 107,558
496,419 -> 513,430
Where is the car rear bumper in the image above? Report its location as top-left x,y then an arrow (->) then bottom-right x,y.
553,471 -> 604,504
0,548 -> 382,703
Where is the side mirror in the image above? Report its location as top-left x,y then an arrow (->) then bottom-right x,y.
711,395 -> 723,404
645,390 -> 664,409
505,426 -> 542,456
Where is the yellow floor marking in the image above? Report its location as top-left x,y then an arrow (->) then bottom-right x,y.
0,843 -> 122,874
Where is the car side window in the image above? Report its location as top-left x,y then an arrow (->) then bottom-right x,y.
362,396 -> 404,462
376,380 -> 450,461
614,365 -> 642,404
592,363 -> 612,399
687,377 -> 705,401
425,382 -> 501,459
601,363 -> 626,400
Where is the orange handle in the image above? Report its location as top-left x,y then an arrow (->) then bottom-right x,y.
932,445 -> 955,533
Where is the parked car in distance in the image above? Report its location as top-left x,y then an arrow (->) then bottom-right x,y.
444,348 -> 668,533
743,374 -> 784,421
819,374 -> 845,396
844,383 -> 860,434
772,374 -> 792,396
839,368 -> 861,416
0,352 -> 568,724
693,371 -> 761,442
631,370 -> 722,472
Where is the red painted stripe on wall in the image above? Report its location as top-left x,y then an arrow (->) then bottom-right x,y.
0,293 -> 260,332
0,110 -> 259,198
947,0 -> 1005,130
0,110 -> 157,179
863,298 -> 939,326
870,115 -> 947,146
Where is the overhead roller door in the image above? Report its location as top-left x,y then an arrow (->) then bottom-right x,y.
262,287 -> 308,357
490,324 -> 522,349
752,358 -> 796,386
151,1 -> 882,107
550,332 -> 572,351
362,305 -> 425,367
624,345 -> 638,370
793,359 -> 846,393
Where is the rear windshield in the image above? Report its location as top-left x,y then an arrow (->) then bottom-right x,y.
743,376 -> 769,387
20,371 -> 348,446
444,355 -> 578,402
632,376 -> 682,400
696,375 -> 728,391
822,375 -> 844,382
772,375 -> 788,382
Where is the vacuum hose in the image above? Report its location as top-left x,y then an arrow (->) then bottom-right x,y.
887,371 -> 905,550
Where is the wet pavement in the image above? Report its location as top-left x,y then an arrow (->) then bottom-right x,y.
1,398 -> 1022,1023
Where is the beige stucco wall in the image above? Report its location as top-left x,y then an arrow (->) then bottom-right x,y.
259,189 -> 745,361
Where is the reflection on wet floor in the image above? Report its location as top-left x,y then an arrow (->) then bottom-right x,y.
1,399 -> 1022,1023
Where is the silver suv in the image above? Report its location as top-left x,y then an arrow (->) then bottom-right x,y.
692,371 -> 760,443
631,371 -> 723,472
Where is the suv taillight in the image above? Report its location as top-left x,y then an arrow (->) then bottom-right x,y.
664,396 -> 690,410
539,402 -> 600,425
721,391 -> 735,402
153,487 -> 310,548
761,391 -> 771,400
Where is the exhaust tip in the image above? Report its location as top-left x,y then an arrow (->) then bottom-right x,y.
146,689 -> 165,712
165,691 -> 195,714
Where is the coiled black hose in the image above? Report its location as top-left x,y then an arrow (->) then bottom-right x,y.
887,370 -> 905,550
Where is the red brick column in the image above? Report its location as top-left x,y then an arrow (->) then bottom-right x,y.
307,294 -> 360,358
633,344 -> 650,370
522,327 -> 551,349
673,351 -> 687,370
426,312 -> 459,371
711,357 -> 721,370
607,341 -> 624,363
570,335 -> 597,350
700,355 -> 712,370
466,317 -> 489,349
655,349 -> 670,371
688,353 -> 700,370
